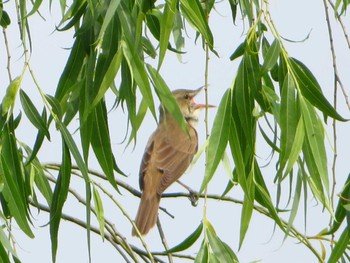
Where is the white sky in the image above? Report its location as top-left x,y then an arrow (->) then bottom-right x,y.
1,0 -> 350,262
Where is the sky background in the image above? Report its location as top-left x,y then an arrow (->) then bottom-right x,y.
1,0 -> 350,262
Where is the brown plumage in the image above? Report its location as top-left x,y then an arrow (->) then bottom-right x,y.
132,88 -> 213,236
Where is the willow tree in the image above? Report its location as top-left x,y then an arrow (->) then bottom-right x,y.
0,0 -> 349,262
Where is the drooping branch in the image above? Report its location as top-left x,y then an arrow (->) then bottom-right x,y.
43,163 -> 324,261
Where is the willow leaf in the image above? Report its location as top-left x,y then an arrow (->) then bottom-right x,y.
50,142 -> 71,263
261,39 -> 281,74
200,88 -> 231,193
194,240 -> 209,263
20,90 -> 50,139
166,222 -> 203,253
290,58 -> 346,121
206,226 -> 239,263
91,101 -> 117,188
179,0 -> 214,50
279,72 -> 298,173
328,228 -> 350,263
147,64 -> 187,132
299,97 -> 329,193
158,0 -> 177,69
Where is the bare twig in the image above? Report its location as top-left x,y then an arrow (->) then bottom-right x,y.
2,28 -> 12,81
327,0 -> 350,49
156,218 -> 173,263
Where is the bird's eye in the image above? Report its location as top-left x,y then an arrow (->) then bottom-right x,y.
184,94 -> 190,100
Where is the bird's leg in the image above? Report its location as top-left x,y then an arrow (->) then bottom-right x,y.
176,180 -> 199,207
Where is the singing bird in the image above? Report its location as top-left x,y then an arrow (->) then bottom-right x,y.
132,87 -> 213,236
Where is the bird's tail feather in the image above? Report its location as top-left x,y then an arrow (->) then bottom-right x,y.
132,194 -> 160,236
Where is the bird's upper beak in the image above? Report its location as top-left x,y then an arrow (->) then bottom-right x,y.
191,86 -> 215,109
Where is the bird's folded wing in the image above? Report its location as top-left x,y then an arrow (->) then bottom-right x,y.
154,126 -> 198,194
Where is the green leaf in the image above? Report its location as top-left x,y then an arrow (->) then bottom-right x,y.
2,77 -> 21,116
92,186 -> 105,240
228,115 -> 246,190
179,0 -> 214,50
261,39 -> 281,74
127,98 -> 149,145
290,58 -> 346,121
230,41 -> 245,61
55,36 -> 85,103
0,226 -> 18,260
299,97 -> 329,193
118,3 -> 156,118
284,170 -> 302,240
146,64 -> 187,131
227,0 -> 238,24
279,72 -> 299,174
0,10 -> 11,28
50,142 -> 71,263
194,240 -> 209,263
158,0 -> 177,69
91,101 -> 117,188
200,88 -> 231,193
234,59 -> 255,149
254,162 -> 285,231
97,0 -> 121,41
25,109 -> 48,165
25,0 -> 43,17
239,188 -> 254,248
282,117 -> 305,178
328,228 -> 350,263
53,118 -> 92,260
206,225 -> 239,263
321,174 -> 350,236
1,124 -> 34,238
166,222 -> 203,253
20,90 -> 50,139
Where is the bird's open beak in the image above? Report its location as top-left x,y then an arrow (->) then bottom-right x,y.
191,86 -> 215,109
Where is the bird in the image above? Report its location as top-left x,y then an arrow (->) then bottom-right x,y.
132,87 -> 214,236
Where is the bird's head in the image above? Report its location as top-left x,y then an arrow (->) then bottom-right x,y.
172,87 -> 215,123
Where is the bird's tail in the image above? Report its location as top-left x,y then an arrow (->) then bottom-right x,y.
132,194 -> 160,236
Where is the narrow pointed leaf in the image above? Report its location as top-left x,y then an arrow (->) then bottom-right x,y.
92,186 -> 105,239
179,0 -> 214,50
2,77 -> 21,116
1,126 -> 33,238
206,227 -> 239,263
328,228 -> 350,263
239,190 -> 254,247
97,0 -> 121,41
261,39 -> 281,74
119,3 -> 156,118
279,72 -> 299,173
299,97 -> 329,192
290,58 -> 346,121
147,64 -> 187,132
158,0 -> 177,69
55,37 -> 85,103
166,222 -> 203,253
91,101 -> 117,188
50,142 -> 71,263
194,240 -> 209,263
20,90 -> 50,139
200,88 -> 231,193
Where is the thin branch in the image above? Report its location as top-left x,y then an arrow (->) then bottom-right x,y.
322,0 -> 350,112
2,28 -> 12,81
44,163 -> 323,260
156,218 -> 173,263
322,0 -> 338,204
327,0 -> 350,49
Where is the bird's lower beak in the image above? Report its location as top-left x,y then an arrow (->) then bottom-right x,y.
191,86 -> 216,109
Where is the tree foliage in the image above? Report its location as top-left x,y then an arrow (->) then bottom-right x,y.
0,0 -> 350,262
